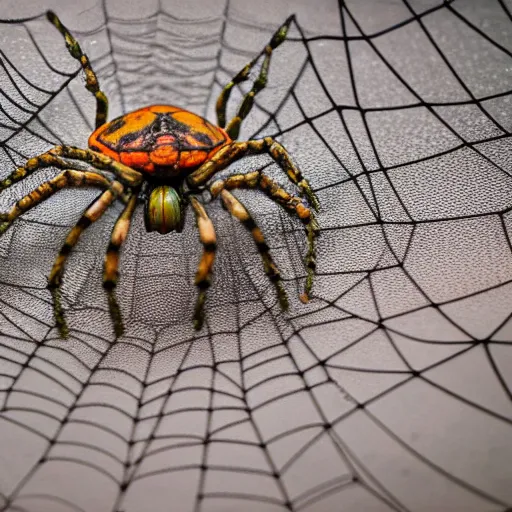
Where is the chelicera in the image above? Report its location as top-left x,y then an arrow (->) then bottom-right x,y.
0,11 -> 319,339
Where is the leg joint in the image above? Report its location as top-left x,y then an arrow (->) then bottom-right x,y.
263,136 -> 274,148
103,279 -> 117,290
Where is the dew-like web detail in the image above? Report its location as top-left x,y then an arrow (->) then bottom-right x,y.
0,1 -> 511,511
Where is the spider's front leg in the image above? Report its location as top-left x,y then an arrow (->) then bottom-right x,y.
46,11 -> 108,128
0,146 -> 143,194
187,138 -> 319,211
0,170 -> 114,236
216,15 -> 295,140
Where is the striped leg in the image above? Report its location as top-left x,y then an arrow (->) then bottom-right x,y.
0,153 -> 73,193
220,189 -> 289,311
47,11 -> 109,128
48,180 -> 125,339
216,15 -> 294,139
103,194 -> 138,339
188,137 -> 319,211
0,170 -> 112,236
190,198 -> 217,330
211,170 -> 318,302
0,145 -> 142,193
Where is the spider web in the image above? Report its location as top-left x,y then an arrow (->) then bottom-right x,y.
0,0 -> 511,511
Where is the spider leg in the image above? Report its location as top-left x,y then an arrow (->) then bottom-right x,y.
187,138 -> 319,211
216,15 -> 295,140
47,11 -> 109,128
190,198 -> 217,330
210,170 -> 318,302
0,145 -> 142,193
103,194 -> 138,339
48,180 -> 125,339
0,170 -> 113,236
219,189 -> 289,311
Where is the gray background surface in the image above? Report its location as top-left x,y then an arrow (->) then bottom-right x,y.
0,1 -> 511,511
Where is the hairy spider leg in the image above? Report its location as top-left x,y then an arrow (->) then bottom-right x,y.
103,194 -> 138,339
210,170 -> 318,302
0,170 -> 113,236
190,198 -> 217,330
47,11 -> 109,129
48,180 -> 125,339
0,146 -> 143,193
216,15 -> 295,139
187,137 -> 319,211
220,189 -> 289,311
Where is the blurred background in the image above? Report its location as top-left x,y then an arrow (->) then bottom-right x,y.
0,0 -> 511,511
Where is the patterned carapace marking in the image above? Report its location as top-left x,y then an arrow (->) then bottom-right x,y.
88,105 -> 231,175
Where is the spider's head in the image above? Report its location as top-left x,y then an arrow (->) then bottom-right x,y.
144,185 -> 186,234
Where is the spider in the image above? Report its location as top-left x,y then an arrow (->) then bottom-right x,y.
0,11 -> 319,339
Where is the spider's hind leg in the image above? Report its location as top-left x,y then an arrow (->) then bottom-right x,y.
190,198 -> 217,330
211,170 -> 318,302
48,180 -> 125,338
103,194 -> 138,339
216,15 -> 295,139
47,11 -> 109,128
220,189 -> 289,312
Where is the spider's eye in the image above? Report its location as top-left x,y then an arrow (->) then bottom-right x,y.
150,123 -> 160,135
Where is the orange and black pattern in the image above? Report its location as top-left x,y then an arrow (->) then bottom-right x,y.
88,105 -> 231,175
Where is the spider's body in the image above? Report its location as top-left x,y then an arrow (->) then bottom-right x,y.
0,11 -> 319,339
89,105 -> 231,175
90,105 -> 232,235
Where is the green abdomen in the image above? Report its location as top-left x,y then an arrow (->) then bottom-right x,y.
144,185 -> 185,234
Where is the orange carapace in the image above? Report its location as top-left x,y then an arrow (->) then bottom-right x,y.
88,105 -> 231,175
